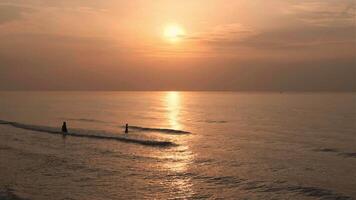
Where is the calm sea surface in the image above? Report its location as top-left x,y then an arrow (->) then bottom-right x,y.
0,92 -> 355,199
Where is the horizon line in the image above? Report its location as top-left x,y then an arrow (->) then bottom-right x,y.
0,90 -> 355,93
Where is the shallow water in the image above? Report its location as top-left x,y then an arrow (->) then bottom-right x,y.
0,92 -> 355,199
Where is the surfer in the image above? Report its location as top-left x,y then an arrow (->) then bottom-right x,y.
125,123 -> 129,134
62,121 -> 68,134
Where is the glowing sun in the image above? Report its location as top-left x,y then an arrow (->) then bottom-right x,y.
164,25 -> 185,42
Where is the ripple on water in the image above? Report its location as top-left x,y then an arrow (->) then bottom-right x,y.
0,187 -> 28,200
314,148 -> 356,159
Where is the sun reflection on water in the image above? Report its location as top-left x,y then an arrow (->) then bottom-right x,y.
159,92 -> 195,198
166,91 -> 181,130
160,146 -> 195,198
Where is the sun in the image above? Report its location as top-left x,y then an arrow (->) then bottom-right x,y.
163,24 -> 185,42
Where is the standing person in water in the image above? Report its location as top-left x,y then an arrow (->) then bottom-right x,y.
125,123 -> 129,134
62,121 -> 68,134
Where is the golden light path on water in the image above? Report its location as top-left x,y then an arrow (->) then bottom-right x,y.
161,91 -> 195,198
166,91 -> 181,130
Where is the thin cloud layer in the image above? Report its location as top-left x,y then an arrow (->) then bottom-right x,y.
0,0 -> 355,91
288,1 -> 355,27
0,4 -> 35,24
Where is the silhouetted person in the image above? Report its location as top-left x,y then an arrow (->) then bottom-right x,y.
125,123 -> 129,133
62,121 -> 68,134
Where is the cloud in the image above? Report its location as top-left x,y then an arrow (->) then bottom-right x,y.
0,0 -> 110,14
0,4 -> 34,25
286,1 -> 356,27
238,26 -> 355,51
185,1 -> 355,54
0,33 -> 119,61
188,23 -> 257,44
186,24 -> 355,57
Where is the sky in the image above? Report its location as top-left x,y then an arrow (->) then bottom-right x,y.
0,0 -> 355,91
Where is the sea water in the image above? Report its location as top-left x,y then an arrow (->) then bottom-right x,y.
0,91 -> 355,199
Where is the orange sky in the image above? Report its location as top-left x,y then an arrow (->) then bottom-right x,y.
0,0 -> 355,91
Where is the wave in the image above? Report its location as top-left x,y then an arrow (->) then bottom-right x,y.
0,120 -> 175,147
0,120 -> 11,124
0,188 -> 27,200
313,148 -> 356,159
205,120 -> 228,124
161,172 -> 352,199
193,173 -> 351,199
339,152 -> 356,158
314,148 -> 338,153
126,125 -> 190,134
60,118 -> 109,124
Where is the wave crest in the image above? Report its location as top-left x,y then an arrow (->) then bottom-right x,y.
0,120 -> 175,148
126,125 -> 190,134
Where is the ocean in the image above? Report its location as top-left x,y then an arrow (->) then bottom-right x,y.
0,91 -> 355,200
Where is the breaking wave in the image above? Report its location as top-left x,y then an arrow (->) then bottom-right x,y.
0,120 -> 175,147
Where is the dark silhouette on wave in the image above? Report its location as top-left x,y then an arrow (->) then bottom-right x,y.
0,120 -> 175,147
62,121 -> 68,133
125,123 -> 129,133
124,125 -> 190,134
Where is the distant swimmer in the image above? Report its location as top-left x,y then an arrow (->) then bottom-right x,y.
125,123 -> 129,134
62,121 -> 68,133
